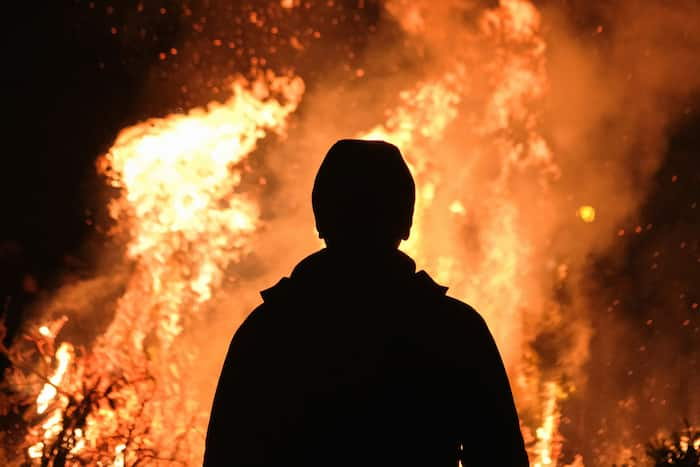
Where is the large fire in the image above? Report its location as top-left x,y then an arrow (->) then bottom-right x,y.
2,0 -> 697,465
3,72 -> 304,466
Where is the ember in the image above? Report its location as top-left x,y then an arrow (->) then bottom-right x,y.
577,206 -> 596,224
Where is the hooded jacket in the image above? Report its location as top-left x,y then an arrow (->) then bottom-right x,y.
204,248 -> 529,466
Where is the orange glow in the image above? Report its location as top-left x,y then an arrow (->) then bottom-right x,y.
98,72 -> 304,347
534,382 -> 563,467
11,72 -> 305,466
36,342 -> 73,415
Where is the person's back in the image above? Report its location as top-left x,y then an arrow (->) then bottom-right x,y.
204,140 -> 529,466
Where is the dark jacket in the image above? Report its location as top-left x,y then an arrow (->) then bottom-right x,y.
204,248 -> 529,466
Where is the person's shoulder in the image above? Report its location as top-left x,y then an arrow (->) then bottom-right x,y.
245,275 -> 300,321
429,291 -> 492,341
441,294 -> 477,314
414,270 -> 478,315
441,295 -> 485,326
412,270 -> 488,330
260,276 -> 294,303
231,302 -> 268,343
233,277 -> 293,342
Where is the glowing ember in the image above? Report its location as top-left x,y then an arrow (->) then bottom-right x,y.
28,409 -> 64,459
27,443 -> 44,460
449,200 -> 466,215
577,205 -> 596,223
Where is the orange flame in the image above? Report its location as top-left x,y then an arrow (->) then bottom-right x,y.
97,72 -> 304,351
534,382 -> 564,466
16,72 -> 305,465
36,342 -> 73,415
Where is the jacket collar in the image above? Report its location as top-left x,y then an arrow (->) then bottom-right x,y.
261,248 -> 447,303
291,248 -> 416,282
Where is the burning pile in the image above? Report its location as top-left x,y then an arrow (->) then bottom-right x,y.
5,0 -> 695,465
2,72 -> 304,465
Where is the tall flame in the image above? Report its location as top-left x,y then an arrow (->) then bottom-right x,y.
98,72 -> 304,349
18,72 -> 305,465
36,342 -> 73,415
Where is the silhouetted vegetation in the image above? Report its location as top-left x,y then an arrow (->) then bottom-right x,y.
646,422 -> 699,466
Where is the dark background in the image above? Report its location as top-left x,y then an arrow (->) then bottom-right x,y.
1,0 -> 698,464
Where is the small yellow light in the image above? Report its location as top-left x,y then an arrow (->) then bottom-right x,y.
449,200 -> 466,215
577,205 -> 596,223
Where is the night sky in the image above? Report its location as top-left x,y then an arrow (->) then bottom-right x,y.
1,0 -> 698,464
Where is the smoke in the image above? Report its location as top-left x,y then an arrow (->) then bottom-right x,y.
535,1 -> 700,463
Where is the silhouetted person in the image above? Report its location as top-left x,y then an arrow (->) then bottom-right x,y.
204,140 -> 529,466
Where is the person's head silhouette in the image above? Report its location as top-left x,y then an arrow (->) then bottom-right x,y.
312,139 -> 415,251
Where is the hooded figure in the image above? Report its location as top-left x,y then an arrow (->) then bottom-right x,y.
204,139 -> 529,466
